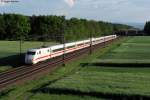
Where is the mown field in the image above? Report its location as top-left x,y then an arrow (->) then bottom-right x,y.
0,36 -> 150,100
97,36 -> 150,64
0,41 -> 58,72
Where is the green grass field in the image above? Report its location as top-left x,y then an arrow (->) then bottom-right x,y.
0,41 -> 58,72
0,36 -> 150,100
0,41 -> 58,58
46,67 -> 150,98
96,36 -> 150,64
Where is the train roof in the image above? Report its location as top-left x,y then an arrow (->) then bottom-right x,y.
28,47 -> 49,52
27,35 -> 117,52
50,44 -> 64,50
51,41 -> 76,50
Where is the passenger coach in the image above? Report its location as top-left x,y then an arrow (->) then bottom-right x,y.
25,35 -> 117,64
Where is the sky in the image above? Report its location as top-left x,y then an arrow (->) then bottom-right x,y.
0,0 -> 150,23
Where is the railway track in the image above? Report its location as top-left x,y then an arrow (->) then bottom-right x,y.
0,38 -> 118,91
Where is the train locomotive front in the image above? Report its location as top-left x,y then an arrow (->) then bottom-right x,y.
25,49 -> 37,64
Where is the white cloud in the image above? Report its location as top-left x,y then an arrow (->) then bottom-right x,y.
67,0 -> 150,22
64,0 -> 76,7
0,0 -> 13,6
0,1 -> 6,6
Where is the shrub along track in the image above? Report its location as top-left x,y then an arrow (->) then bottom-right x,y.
0,37 -> 119,91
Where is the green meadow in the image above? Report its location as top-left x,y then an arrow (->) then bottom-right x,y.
96,36 -> 150,64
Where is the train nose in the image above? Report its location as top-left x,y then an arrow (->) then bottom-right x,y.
25,55 -> 34,64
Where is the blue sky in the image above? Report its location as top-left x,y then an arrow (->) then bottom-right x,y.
0,0 -> 150,23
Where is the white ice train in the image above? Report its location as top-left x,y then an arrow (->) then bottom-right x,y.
25,35 -> 117,64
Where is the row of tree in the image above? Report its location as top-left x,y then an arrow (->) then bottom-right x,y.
0,14 -> 131,42
144,21 -> 150,35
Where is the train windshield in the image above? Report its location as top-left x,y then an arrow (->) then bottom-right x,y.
27,51 -> 36,55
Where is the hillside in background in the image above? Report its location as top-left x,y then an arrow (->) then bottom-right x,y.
119,22 -> 144,30
127,23 -> 144,30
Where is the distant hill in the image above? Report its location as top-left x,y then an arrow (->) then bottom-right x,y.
121,22 -> 145,30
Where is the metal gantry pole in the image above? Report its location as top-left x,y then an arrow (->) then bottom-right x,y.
62,19 -> 66,66
19,36 -> 23,64
104,34 -> 106,47
90,32 -> 92,54
20,38 -> 22,57
62,34 -> 66,66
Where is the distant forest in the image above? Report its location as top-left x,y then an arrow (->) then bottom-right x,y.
144,21 -> 150,35
0,14 -> 131,42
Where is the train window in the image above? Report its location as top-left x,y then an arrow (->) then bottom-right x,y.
78,43 -> 84,46
85,42 -> 90,44
53,48 -> 64,52
27,51 -> 36,55
67,45 -> 75,48
47,49 -> 50,52
39,51 -> 41,54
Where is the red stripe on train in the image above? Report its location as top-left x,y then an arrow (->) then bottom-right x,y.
33,44 -> 88,62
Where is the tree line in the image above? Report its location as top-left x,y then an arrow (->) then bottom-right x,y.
0,14 -> 131,42
144,21 -> 150,35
